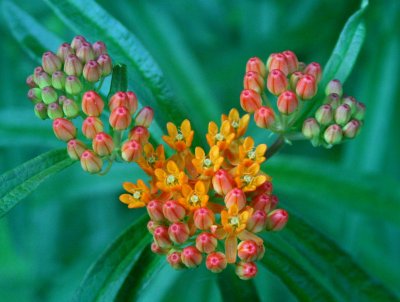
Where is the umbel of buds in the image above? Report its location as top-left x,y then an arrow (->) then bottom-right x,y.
302,79 -> 365,147
26,35 -> 155,174
120,109 -> 289,280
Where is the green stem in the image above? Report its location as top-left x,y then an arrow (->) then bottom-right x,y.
265,135 -> 285,160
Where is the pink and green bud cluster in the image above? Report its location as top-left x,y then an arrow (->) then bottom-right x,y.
302,79 -> 365,147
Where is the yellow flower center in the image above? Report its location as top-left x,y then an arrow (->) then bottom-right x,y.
175,132 -> 184,141
231,121 -> 239,129
148,156 -> 156,164
203,158 -> 212,168
215,133 -> 224,141
166,174 -> 177,185
133,191 -> 141,199
247,150 -> 256,159
243,175 -> 253,184
229,216 -> 240,226
190,194 -> 200,205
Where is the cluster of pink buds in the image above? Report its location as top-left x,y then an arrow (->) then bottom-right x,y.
302,79 -> 365,147
26,36 -> 154,173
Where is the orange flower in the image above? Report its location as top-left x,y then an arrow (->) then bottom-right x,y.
192,146 -> 224,177
179,181 -> 209,211
235,162 -> 269,192
119,179 -> 151,208
136,143 -> 166,175
221,108 -> 250,138
238,137 -> 267,164
162,119 -> 194,152
154,160 -> 188,192
206,120 -> 235,151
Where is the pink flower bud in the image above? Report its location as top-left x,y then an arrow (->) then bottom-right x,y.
296,75 -> 317,100
92,41 -> 108,57
196,232 -> 218,253
147,200 -> 164,222
109,91 -> 138,114
34,103 -> 48,120
251,194 -> 276,212
80,150 -> 103,174
47,102 -> 64,120
92,132 -> 114,156
235,261 -> 258,280
168,222 -> 190,244
289,71 -> 303,90
62,98 -> 79,118
121,139 -> 142,162
83,60 -> 102,82
206,252 -> 227,273
52,118 -> 76,141
167,251 -> 184,269
246,57 -> 266,77
181,246 -> 203,268
326,93 -> 341,109
254,106 -> 275,129
335,104 -> 352,126
252,181 -> 273,197
315,104 -> 333,126
240,89 -> 262,113
35,72 -> 52,89
65,75 -> 83,95
97,54 -> 113,76
64,54 -> 83,76
325,79 -> 343,97
193,207 -> 215,230
304,62 -> 322,82
76,41 -> 95,63
82,116 -> 104,139
128,126 -> 150,145
282,50 -> 298,74
266,209 -> 288,231
267,69 -> 288,95
57,43 -> 74,61
71,35 -> 87,50
163,200 -> 186,223
28,88 -> 42,103
246,210 -> 267,233
243,71 -> 264,93
343,120 -> 361,139
354,102 -> 366,121
302,118 -> 320,140
42,51 -> 62,74
67,139 -> 86,160
323,124 -> 343,145
82,91 -> 104,116
342,96 -> 357,115
212,169 -> 235,196
52,71 -> 66,90
110,106 -> 132,130
135,106 -> 154,128
277,91 -> 299,115
26,75 -> 36,88
153,226 -> 172,249
225,188 -> 246,210
147,220 -> 159,234
151,241 -> 169,255
267,53 -> 289,75
41,86 -> 58,104
238,240 -> 259,262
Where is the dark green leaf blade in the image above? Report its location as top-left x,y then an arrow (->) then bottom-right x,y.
0,149 -> 74,218
107,64 -> 128,98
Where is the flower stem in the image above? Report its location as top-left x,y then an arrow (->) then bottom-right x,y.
265,135 -> 285,160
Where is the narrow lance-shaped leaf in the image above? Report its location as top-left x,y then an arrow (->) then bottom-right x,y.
107,64 -> 128,99
0,149 -> 74,218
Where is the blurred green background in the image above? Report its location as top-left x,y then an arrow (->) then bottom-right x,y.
0,0 -> 399,301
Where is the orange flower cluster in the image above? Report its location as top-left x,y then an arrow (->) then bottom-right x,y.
120,108 -> 288,280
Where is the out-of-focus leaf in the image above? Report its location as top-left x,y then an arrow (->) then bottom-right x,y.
0,149 -> 74,218
74,215 -> 154,302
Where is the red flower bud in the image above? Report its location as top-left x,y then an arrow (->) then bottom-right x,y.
282,50 -> 298,74
47,102 -> 64,120
193,207 -> 215,230
266,209 -> 288,231
64,54 -> 83,76
238,240 -> 259,262
121,139 -> 142,162
147,220 -> 159,234
225,188 -> 246,210
181,246 -> 203,268
42,51 -> 62,74
34,103 -> 48,120
246,210 -> 267,233
151,241 -> 169,255
92,41 -> 108,57
135,106 -> 154,128
110,106 -> 132,130
97,54 -> 113,76
323,124 -> 343,145
212,169 -> 235,196
109,91 -> 138,114
82,91 -> 104,116
163,200 -> 186,223
343,120 -> 361,138
128,126 -> 150,145
196,232 -> 218,253
254,106 -> 275,129
52,118 -> 76,141
168,222 -> 190,244
251,194 -> 276,212
167,251 -> 184,269
252,181 -> 273,197
153,226 -> 172,249
206,252 -> 227,273
304,62 -> 322,83
277,91 -> 299,115
147,200 -> 164,222
267,69 -> 288,95
92,132 -> 114,156
235,261 -> 258,280
246,57 -> 266,78
57,43 -> 73,61
296,75 -> 317,100
76,41 -> 95,63
267,53 -> 289,75
65,75 -> 83,95
240,89 -> 262,113
243,71 -> 264,93
80,150 -> 103,174
67,139 -> 87,160
71,35 -> 87,50
82,116 -> 104,139
83,60 -> 102,82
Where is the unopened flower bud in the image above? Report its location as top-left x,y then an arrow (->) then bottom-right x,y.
240,89 -> 262,113
168,222 -> 190,244
147,220 -> 160,234
76,41 -> 95,63
251,194 -> 275,212
335,104 -> 352,126
246,210 -> 267,233
193,207 -> 215,230
282,50 -> 298,74
64,54 -> 83,76
71,35 -> 86,50
51,71 -> 66,90
35,72 -> 52,89
302,118 -> 320,139
92,41 -> 107,57
128,126 -> 150,145
147,200 -> 164,222
243,71 -> 264,93
121,139 -> 142,162
325,93 -> 341,109
289,71 -> 303,90
167,251 -> 184,269
325,79 -> 343,97
58,95 -> 67,105
181,246 -> 203,268
323,124 -> 343,145
196,232 -> 218,253
267,53 -> 289,75
304,62 -> 322,82
296,75 -> 317,100
277,90 -> 299,115
354,102 -> 366,121
225,188 -> 246,210
62,98 -> 79,118
41,86 -> 58,104
206,252 -> 227,273
110,106 -> 132,130
80,150 -> 103,174
57,43 -> 73,61
315,104 -> 333,125
151,241 -> 169,255
26,75 -> 36,88
34,103 -> 48,120
252,181 -> 273,197
97,54 -> 113,76
343,120 -> 361,138
235,261 -> 258,280
82,91 -> 104,116
153,226 -> 172,249
109,91 -> 138,114
83,60 -> 102,82
82,116 -> 104,139
92,132 -> 114,156
297,62 -> 306,71
246,57 -> 266,78
65,75 -> 83,95
163,200 -> 186,223
67,139 -> 86,160
53,118 -> 76,141
266,209 -> 288,231
135,106 -> 154,128
238,240 -> 259,262
28,88 -> 42,103
42,51 -> 62,75
47,102 -> 64,120
254,106 -> 276,129
212,169 -> 235,196
126,91 -> 139,113
342,96 -> 357,115
267,69 -> 288,95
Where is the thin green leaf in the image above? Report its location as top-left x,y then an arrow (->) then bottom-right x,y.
107,64 -> 128,98
0,149 -> 74,218
74,215 -> 153,302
